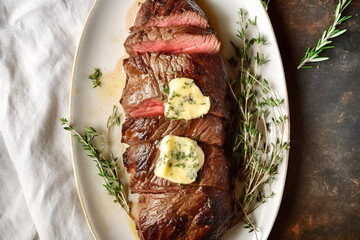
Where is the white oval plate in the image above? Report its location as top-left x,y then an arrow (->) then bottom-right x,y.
69,0 -> 289,239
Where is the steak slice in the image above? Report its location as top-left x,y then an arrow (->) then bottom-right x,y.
132,0 -> 209,30
122,114 -> 225,147
123,142 -> 229,193
136,187 -> 232,240
121,53 -> 228,118
124,26 -> 220,56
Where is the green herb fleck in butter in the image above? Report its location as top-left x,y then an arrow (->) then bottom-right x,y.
154,135 -> 205,184
164,78 -> 210,120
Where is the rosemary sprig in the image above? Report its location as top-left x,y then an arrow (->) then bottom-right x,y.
60,108 -> 131,218
88,68 -> 102,88
228,9 -> 289,238
297,0 -> 353,69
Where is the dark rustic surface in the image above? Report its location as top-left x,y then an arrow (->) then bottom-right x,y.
267,1 -> 360,239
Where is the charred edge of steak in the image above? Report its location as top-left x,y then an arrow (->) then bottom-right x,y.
121,114 -> 225,147
136,187 -> 233,240
132,0 -> 209,30
120,53 -> 229,119
123,141 -> 229,193
124,26 -> 220,56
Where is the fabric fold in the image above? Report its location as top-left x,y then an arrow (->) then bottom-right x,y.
0,1 -> 94,239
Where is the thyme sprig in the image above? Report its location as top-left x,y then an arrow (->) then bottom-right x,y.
107,105 -> 122,128
228,9 -> 289,238
297,0 -> 353,69
261,0 -> 270,11
88,68 -> 102,88
101,105 -> 122,154
60,108 -> 131,218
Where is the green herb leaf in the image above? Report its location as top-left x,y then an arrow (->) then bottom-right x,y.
88,68 -> 102,88
297,0 -> 353,69
162,86 -> 170,94
59,113 -> 130,218
261,0 -> 270,10
228,9 -> 289,238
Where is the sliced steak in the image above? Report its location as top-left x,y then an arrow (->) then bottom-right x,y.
121,53 -> 228,118
136,187 -> 232,240
124,26 -> 220,56
122,114 -> 225,146
132,0 -> 208,30
123,142 -> 229,193
122,2 -> 232,239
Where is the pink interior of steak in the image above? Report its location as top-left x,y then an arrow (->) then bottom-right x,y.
129,98 -> 164,118
124,26 -> 221,56
129,34 -> 220,55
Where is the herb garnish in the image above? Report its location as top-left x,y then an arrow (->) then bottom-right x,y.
60,106 -> 131,218
88,68 -> 102,88
297,0 -> 353,69
228,9 -> 289,238
162,86 -> 170,94
175,163 -> 186,168
107,105 -> 121,128
261,0 -> 270,10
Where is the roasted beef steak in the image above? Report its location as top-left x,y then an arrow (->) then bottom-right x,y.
121,53 -> 228,118
121,0 -> 232,239
122,114 -> 225,146
136,187 -> 232,240
132,0 -> 208,30
123,142 -> 229,193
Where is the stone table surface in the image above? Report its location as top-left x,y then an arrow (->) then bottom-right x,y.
266,1 -> 360,239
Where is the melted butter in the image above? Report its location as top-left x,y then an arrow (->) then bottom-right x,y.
129,219 -> 140,240
155,135 -> 204,184
97,58 -> 126,103
164,78 -> 210,120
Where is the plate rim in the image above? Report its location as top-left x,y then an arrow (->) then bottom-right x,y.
258,2 -> 290,239
68,0 -> 100,239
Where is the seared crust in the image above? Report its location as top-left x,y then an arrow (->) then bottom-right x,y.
133,0 -> 208,30
122,114 -> 225,146
136,187 -> 232,240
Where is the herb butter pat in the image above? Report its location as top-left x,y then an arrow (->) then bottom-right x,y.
154,135 -> 205,184
164,78 -> 210,120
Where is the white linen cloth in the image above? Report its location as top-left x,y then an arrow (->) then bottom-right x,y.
0,1 -> 95,239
